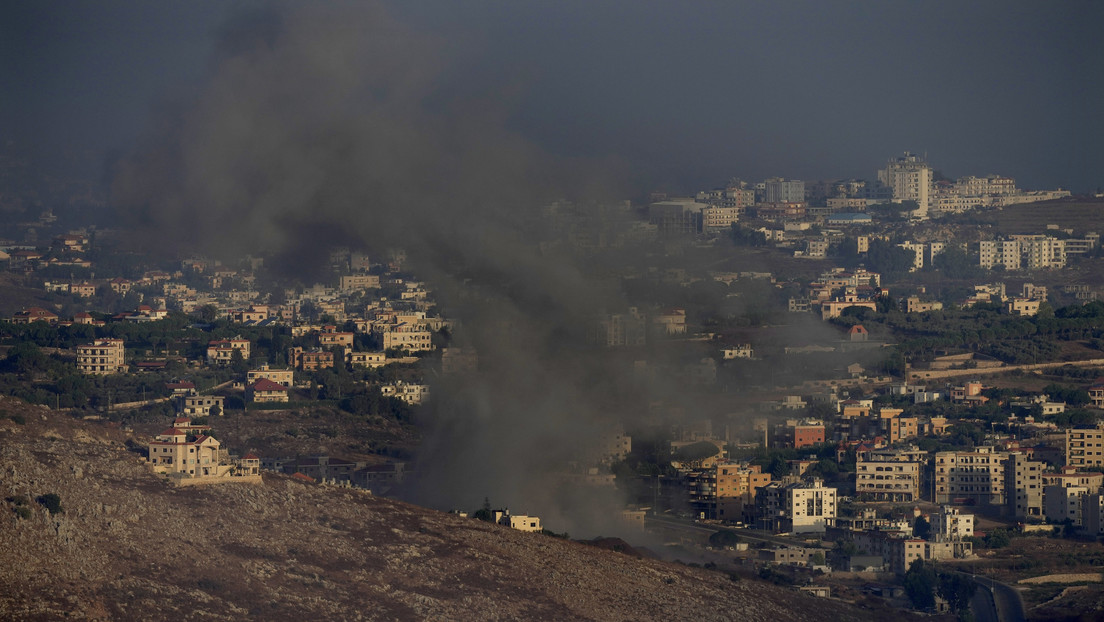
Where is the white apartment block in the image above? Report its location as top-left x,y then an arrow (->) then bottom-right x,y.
759,479 -> 837,533
979,240 -> 1022,269
933,506 -> 974,540
1012,235 -> 1067,269
878,153 -> 932,219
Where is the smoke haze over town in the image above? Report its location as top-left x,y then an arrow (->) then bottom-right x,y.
4,2 -> 1104,619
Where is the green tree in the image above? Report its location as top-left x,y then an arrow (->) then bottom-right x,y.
903,558 -> 937,610
914,516 -> 931,540
984,528 -> 1011,549
473,497 -> 493,522
709,530 -> 741,548
937,572 -> 977,614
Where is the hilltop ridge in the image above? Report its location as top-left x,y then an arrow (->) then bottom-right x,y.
0,397 -> 876,621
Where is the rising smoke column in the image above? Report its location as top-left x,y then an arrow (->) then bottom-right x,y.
112,1 -> 650,535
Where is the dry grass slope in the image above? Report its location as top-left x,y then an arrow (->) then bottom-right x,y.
0,397 -> 878,621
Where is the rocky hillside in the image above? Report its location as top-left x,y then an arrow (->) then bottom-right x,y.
0,397 -> 877,621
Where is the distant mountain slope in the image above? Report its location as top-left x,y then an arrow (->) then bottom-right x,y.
0,398 -> 876,621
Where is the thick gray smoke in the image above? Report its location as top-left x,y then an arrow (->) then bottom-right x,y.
112,2 -> 652,535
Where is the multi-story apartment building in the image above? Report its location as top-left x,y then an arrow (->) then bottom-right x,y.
856,453 -> 922,502
1005,453 -> 1045,519
206,338 -> 251,365
178,392 -> 225,417
932,506 -> 974,540
76,339 -> 126,375
878,153 -> 932,218
783,419 -> 825,449
979,236 -> 1067,270
1013,235 -> 1067,269
934,447 -> 1007,506
1043,466 -> 1104,491
979,240 -> 1022,269
952,175 -> 1018,197
347,351 -> 388,369
687,462 -> 772,522
1044,484 -> 1089,526
757,478 -> 837,533
339,274 -> 381,292
287,347 -> 334,371
702,206 -> 741,232
762,178 -> 805,204
1066,424 -> 1104,469
319,325 -> 354,349
246,364 -> 294,387
380,322 -> 434,352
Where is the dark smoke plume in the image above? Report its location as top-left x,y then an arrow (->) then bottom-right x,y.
112,2 -> 653,535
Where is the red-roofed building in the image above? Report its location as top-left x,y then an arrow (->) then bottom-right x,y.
240,453 -> 261,475
247,378 -> 289,403
291,472 -> 316,483
12,307 -> 59,324
72,311 -> 97,325
848,324 -> 869,342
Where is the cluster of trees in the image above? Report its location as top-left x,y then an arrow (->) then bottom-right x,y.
903,559 -> 976,614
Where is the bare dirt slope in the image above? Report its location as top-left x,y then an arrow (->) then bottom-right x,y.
0,397 -> 876,621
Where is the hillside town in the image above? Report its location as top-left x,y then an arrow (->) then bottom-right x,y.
3,151 -> 1104,617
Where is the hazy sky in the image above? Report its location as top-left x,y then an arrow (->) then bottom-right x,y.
3,0 -> 1102,193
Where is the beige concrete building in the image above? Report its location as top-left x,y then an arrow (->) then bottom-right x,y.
149,421 -> 223,477
339,274 -> 381,291
207,338 -> 250,365
934,447 -> 1007,506
247,378 -> 289,403
76,338 -> 126,375
1066,424 -> 1104,469
1006,453 -> 1045,519
247,365 -> 294,387
687,461 -> 772,522
178,392 -> 225,417
379,322 -> 434,352
856,457 -> 921,502
347,351 -> 388,369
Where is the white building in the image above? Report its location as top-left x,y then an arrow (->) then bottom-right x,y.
933,506 -> 974,540
757,478 -> 837,533
879,153 -> 932,219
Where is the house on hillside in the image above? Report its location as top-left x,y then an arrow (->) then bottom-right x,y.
11,307 -> 59,324
147,418 -> 261,484
247,378 -> 289,403
491,509 -> 542,532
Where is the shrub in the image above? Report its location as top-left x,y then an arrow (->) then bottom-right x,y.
14,506 -> 32,520
36,493 -> 63,515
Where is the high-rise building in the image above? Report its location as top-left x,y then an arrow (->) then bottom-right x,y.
878,153 -> 932,219
762,178 -> 805,204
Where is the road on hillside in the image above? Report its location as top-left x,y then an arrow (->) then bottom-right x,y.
954,571 -> 1025,622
